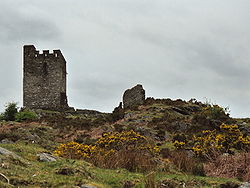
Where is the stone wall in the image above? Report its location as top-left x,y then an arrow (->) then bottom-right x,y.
122,84 -> 145,109
23,45 -> 69,110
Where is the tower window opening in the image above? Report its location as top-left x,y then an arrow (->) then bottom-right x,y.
43,62 -> 48,75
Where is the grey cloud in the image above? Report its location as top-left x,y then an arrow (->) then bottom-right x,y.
0,2 -> 60,43
183,40 -> 250,77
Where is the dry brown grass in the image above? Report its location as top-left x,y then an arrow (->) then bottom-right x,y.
170,150 -> 204,175
91,149 -> 157,172
204,152 -> 250,181
144,172 -> 157,188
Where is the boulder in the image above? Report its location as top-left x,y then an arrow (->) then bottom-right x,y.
123,84 -> 145,109
81,185 -> 98,188
37,153 -> 57,162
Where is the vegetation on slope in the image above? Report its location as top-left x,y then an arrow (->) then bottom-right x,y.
0,99 -> 250,187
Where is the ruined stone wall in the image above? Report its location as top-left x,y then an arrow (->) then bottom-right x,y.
122,84 -> 145,109
23,45 -> 69,110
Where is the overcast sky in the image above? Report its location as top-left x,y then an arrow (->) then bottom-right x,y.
0,0 -> 250,117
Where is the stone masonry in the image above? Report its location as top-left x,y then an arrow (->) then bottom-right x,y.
23,45 -> 69,110
122,84 -> 145,109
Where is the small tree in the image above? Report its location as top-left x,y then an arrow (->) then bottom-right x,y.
1,102 -> 18,121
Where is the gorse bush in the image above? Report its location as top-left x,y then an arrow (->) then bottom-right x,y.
55,130 -> 160,171
192,104 -> 231,127
192,124 -> 250,158
54,141 -> 96,159
173,123 -> 250,159
96,130 -> 160,152
172,133 -> 187,149
93,130 -> 160,171
203,104 -> 229,120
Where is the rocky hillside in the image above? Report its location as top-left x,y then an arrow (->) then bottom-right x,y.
0,98 -> 250,187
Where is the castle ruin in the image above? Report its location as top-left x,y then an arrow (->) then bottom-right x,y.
23,45 -> 146,112
23,45 -> 69,110
122,84 -> 145,109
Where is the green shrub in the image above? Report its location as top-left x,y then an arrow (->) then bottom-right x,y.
0,113 -> 4,121
192,104 -> 231,127
1,102 -> 18,121
203,104 -> 229,120
15,110 -> 38,122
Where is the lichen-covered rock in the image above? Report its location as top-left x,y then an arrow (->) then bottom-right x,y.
122,84 -> 145,109
37,153 -> 57,162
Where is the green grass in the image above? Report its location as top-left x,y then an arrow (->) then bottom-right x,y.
0,142 -> 144,187
155,173 -> 240,187
92,168 -> 143,188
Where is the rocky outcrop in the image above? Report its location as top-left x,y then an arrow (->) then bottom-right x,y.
122,84 -> 145,109
0,146 -> 29,166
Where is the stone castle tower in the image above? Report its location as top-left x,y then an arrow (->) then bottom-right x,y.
23,45 -> 69,110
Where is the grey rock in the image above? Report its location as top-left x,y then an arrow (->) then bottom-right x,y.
37,153 -> 57,162
0,146 -> 26,163
171,122 -> 190,131
239,126 -> 250,135
81,185 -> 98,188
0,139 -> 13,144
26,133 -> 41,141
0,147 -> 14,156
123,84 -> 145,109
239,182 -> 250,188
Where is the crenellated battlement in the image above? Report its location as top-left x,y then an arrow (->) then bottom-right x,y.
34,50 -> 61,58
24,45 -> 63,58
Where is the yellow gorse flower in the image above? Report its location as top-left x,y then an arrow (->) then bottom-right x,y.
55,130 -> 160,160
